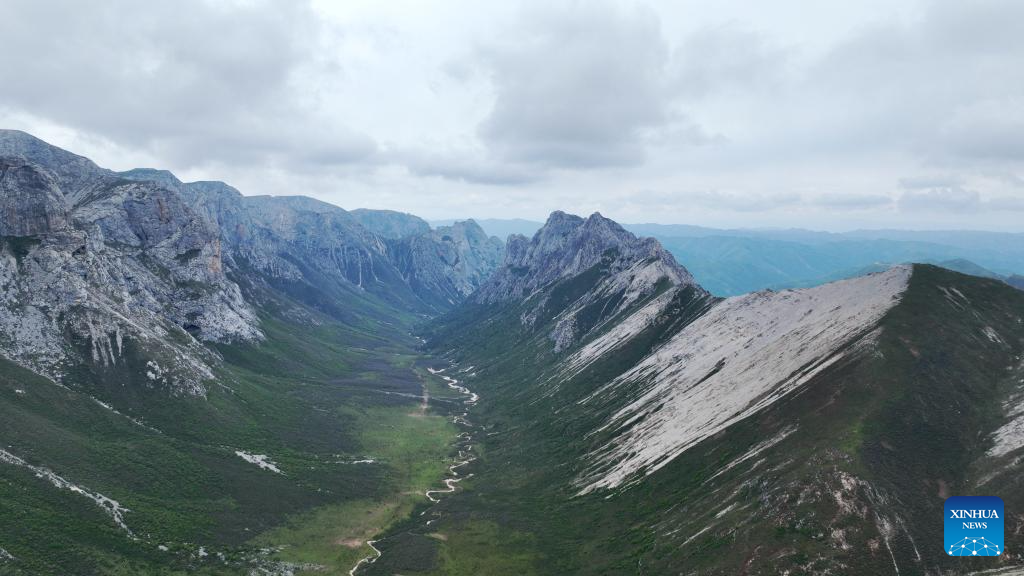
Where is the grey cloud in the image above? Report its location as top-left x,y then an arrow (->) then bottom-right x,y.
630,189 -> 803,212
898,187 -> 1024,213
898,175 -> 964,190
670,26 -> 789,100
475,2 -> 673,169
798,0 -> 1024,163
987,196 -> 1024,211
808,193 -> 893,209
936,98 -> 1024,161
399,150 -> 540,186
0,0 -> 376,170
897,175 -> 1024,212
898,186 -> 981,213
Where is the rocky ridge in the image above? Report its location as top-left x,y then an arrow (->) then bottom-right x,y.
0,129 -> 503,395
388,220 -> 504,309
472,210 -> 704,351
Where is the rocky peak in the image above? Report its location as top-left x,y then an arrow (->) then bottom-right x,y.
0,129 -> 108,192
388,219 -> 504,310
0,157 -> 69,236
475,210 -> 698,304
0,136 -> 262,397
470,211 -> 705,352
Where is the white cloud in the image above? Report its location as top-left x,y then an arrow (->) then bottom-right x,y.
0,0 -> 1022,230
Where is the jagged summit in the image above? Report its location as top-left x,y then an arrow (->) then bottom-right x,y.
0,129 -> 108,191
475,210 -> 699,304
389,219 -> 504,307
465,210 -> 706,352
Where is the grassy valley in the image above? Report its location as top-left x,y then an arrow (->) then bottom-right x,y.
0,283 -> 468,575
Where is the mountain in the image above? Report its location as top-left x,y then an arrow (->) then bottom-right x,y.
4,130 -> 1024,575
411,211 -> 1024,575
1008,275 -> 1024,290
0,130 -> 503,575
468,211 -> 708,353
0,138 -> 259,397
616,230 -> 1024,296
351,208 -> 431,239
388,220 -> 504,309
431,217 -> 543,241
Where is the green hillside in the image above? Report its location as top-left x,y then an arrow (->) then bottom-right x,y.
393,265 -> 1024,575
0,283 -> 462,575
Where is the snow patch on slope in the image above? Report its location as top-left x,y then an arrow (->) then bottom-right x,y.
578,266 -> 911,492
0,448 -> 132,534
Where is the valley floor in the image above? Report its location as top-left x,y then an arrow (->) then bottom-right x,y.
0,309 -> 477,575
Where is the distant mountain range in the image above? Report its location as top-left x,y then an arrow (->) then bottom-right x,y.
435,218 -> 1024,296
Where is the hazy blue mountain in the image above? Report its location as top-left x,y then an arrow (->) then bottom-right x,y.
388,220 -> 504,309
445,217 -> 1024,296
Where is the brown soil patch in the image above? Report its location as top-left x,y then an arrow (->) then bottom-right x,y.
335,537 -> 365,549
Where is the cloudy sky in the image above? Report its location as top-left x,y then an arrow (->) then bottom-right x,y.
2,0 -> 1023,230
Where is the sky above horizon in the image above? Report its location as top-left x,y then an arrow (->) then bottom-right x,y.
2,0 -> 1023,231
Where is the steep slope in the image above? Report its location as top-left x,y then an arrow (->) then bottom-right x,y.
0,144 -> 259,397
388,220 -> 504,309
411,212 -> 1024,576
119,170 -> 494,317
573,266 -> 911,492
450,211 -> 707,355
117,173 -> 433,318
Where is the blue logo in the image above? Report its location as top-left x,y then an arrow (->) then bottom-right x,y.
944,496 -> 1004,557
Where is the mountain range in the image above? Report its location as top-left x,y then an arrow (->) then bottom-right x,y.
1,131 -> 1023,575
438,218 -> 1024,296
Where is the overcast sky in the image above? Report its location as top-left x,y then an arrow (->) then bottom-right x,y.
2,0 -> 1023,231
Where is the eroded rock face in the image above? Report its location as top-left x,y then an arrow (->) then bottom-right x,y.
350,208 -> 430,239
0,130 -> 261,396
0,158 -> 68,236
125,174 -> 504,315
0,129 -> 510,394
388,220 -> 505,309
475,211 -> 696,304
470,211 -> 703,351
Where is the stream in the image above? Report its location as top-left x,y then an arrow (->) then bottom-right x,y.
348,363 -> 479,575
